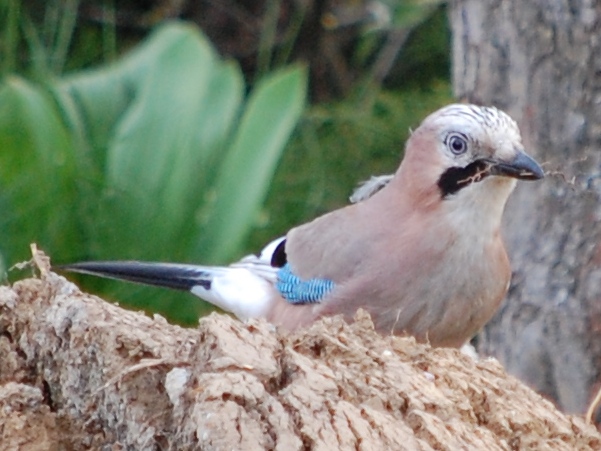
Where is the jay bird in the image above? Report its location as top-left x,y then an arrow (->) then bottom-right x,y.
59,104 -> 544,347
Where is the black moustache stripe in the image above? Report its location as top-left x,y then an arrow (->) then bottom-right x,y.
438,160 -> 492,197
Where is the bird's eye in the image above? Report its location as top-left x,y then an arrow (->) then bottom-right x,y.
447,133 -> 469,155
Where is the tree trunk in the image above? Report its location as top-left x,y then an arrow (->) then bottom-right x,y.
450,0 -> 601,417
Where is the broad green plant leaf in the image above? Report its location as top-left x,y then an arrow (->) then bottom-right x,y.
102,25 -> 220,257
0,77 -> 80,264
52,24 -> 245,261
195,65 -> 307,263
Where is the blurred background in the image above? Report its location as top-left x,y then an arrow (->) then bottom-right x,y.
0,0 -> 451,324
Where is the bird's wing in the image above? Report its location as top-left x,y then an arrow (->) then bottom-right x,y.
270,182 -> 415,310
263,174 -> 397,305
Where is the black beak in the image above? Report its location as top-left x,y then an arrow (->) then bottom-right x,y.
487,150 -> 544,181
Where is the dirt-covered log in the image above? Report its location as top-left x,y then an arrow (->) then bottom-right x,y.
0,251 -> 599,449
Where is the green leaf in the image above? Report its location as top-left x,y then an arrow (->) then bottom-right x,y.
170,60 -> 244,240
106,24 -> 215,198
195,65 -> 307,263
0,77 -> 80,263
79,23 -> 245,259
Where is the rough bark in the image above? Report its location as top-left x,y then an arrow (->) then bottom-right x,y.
1,249 -> 600,449
450,0 -> 601,417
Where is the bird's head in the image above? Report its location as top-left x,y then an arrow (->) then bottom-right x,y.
399,104 -> 544,204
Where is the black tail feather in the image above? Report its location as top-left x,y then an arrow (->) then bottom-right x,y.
56,261 -> 212,291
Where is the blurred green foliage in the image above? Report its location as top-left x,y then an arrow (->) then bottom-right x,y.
0,1 -> 451,325
0,23 -> 306,324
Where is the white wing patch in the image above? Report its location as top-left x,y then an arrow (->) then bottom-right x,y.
190,237 -> 286,319
191,267 -> 275,319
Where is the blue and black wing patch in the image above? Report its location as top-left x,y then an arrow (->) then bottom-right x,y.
276,263 -> 335,304
267,238 -> 335,304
